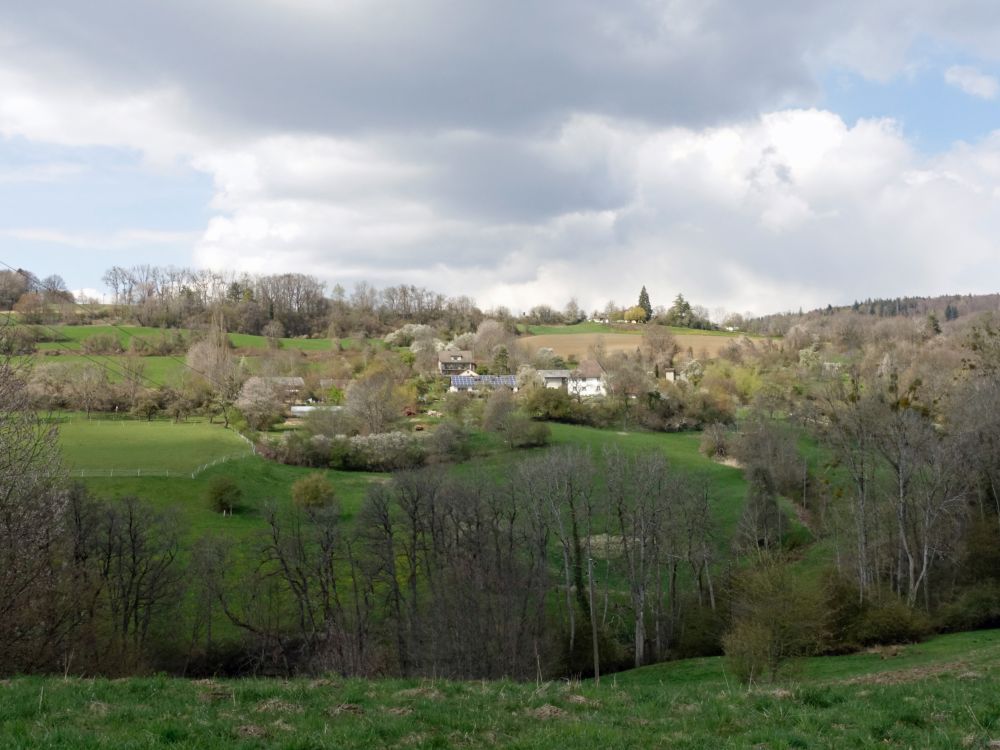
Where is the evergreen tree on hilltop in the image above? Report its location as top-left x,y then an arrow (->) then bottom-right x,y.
667,293 -> 693,327
638,286 -> 652,321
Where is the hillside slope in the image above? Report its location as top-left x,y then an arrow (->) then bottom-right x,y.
5,630 -> 1000,749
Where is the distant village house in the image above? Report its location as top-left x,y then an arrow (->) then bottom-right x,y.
438,350 -> 477,375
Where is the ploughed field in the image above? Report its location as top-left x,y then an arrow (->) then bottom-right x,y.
5,629 -> 1000,749
518,331 -> 741,360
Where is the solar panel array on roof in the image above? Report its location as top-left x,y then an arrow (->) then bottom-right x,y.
450,375 -> 517,389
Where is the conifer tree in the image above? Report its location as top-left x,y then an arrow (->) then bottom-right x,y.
638,286 -> 652,321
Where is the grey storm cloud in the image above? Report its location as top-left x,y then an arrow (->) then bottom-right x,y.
0,0 -> 826,134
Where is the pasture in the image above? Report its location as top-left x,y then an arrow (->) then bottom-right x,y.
58,416 -> 253,475
29,353 -> 189,385
5,629 -> 1000,749
23,323 -> 351,353
63,418 -> 756,546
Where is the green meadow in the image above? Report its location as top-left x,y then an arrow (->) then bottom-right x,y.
62,418 -> 758,550
5,629 -> 1000,749
58,416 -> 252,474
25,323 -> 350,352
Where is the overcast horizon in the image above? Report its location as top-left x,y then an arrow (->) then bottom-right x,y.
3,1 -> 1000,316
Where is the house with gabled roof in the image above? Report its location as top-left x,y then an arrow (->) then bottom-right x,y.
438,350 -> 476,375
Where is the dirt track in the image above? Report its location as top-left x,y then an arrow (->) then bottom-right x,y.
517,332 -> 737,360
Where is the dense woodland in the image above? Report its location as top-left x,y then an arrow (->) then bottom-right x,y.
5,265 -> 1000,684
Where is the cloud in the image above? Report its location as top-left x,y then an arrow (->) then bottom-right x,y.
944,64 -> 999,99
191,109 -> 1000,315
4,2 -> 1000,314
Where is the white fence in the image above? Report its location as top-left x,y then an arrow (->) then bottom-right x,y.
69,448 -> 255,480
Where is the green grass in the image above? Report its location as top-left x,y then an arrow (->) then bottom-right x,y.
85,458 -> 382,541
57,416 -> 253,474
28,354 -> 190,385
22,323 -> 352,352
55,415 -> 378,536
5,629 -> 1000,748
547,423 -> 749,532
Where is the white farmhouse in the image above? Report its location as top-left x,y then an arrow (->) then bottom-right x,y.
568,359 -> 607,397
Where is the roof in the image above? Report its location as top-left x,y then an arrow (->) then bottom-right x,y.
451,375 -> 517,389
572,360 -> 605,379
538,369 -> 571,378
438,350 -> 475,364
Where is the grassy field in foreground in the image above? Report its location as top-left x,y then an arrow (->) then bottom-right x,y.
5,630 -> 1000,749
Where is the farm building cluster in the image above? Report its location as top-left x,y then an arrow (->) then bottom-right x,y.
438,350 -> 609,396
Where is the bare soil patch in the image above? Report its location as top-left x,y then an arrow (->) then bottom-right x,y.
528,704 -> 567,719
254,698 -> 303,714
518,333 -> 736,360
840,661 -> 967,686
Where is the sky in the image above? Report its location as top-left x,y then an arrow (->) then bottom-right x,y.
2,1 -> 1000,317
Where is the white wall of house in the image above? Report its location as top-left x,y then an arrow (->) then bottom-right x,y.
568,377 -> 606,397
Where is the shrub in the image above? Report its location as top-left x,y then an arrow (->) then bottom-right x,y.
523,386 -> 574,422
81,332 -> 123,354
427,421 -> 471,461
291,473 -> 336,508
938,583 -> 1000,631
699,423 -> 730,458
324,432 -> 427,471
508,417 -> 551,448
304,407 -> 357,439
722,620 -> 773,684
0,326 -> 37,355
850,598 -> 929,646
724,558 -> 826,683
207,476 -> 242,514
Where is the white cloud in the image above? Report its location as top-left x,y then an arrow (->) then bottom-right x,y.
188,109 -> 1000,314
944,65 -> 999,99
4,2 -> 1000,314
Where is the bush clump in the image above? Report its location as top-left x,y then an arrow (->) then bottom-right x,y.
291,473 -> 336,508
207,475 -> 242,515
850,598 -> 930,646
81,332 -> 124,354
333,432 -> 427,471
699,423 -> 730,459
